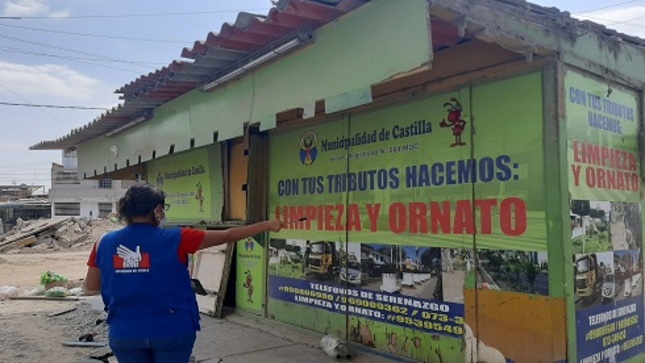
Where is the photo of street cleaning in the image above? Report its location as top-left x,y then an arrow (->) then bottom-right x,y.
359,244 -> 442,301
610,202 -> 642,251
441,249 -> 471,303
574,251 -> 615,308
268,239 -> 308,279
570,200 -> 644,309
613,250 -> 643,302
476,250 -> 549,295
268,239 -> 368,287
570,200 -> 611,254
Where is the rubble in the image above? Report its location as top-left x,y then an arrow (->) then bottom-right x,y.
0,218 -> 118,254
47,302 -> 108,343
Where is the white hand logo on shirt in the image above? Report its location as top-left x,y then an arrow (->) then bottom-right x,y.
117,245 -> 142,268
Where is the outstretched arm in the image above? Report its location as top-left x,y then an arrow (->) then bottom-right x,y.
83,267 -> 101,296
198,220 -> 284,251
83,242 -> 102,295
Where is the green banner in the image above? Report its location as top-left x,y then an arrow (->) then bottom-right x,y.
267,73 -> 548,362
566,71 -> 640,203
565,69 -> 644,363
269,72 -> 546,252
147,147 -> 212,221
236,236 -> 265,314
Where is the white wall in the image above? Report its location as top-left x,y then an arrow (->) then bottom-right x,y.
50,180 -> 125,218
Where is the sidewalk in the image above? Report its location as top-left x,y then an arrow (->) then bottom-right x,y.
193,310 -> 396,363
81,296 -> 397,363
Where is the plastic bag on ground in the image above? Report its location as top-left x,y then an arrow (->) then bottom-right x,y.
320,335 -> 352,360
68,287 -> 83,296
40,271 -> 68,289
0,285 -> 19,301
45,286 -> 69,297
27,286 -> 46,296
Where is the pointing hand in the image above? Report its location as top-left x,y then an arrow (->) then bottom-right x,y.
266,220 -> 285,232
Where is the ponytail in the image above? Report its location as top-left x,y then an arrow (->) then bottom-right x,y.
117,184 -> 165,224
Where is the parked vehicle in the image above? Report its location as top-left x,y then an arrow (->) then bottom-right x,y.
575,254 -> 602,302
340,260 -> 364,286
308,241 -> 339,276
601,273 -> 615,303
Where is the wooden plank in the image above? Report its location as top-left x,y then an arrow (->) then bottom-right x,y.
216,242 -> 235,318
191,242 -> 235,318
0,236 -> 38,252
62,342 -> 108,348
248,131 -> 269,223
228,135 -> 249,220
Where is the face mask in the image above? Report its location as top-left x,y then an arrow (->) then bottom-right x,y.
156,213 -> 166,228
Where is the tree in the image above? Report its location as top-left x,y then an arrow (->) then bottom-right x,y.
420,248 -> 441,271
503,255 -> 523,290
522,260 -> 539,293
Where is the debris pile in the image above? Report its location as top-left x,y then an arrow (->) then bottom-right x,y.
0,217 -> 117,254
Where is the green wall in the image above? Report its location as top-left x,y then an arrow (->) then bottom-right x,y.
76,0 -> 432,179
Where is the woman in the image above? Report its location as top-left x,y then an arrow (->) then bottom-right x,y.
84,184 -> 284,363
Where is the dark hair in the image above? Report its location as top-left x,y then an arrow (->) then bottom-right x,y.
117,184 -> 166,224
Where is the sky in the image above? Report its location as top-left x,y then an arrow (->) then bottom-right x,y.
1,0 -> 644,192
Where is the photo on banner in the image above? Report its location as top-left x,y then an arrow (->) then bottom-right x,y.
613,250 -> 643,301
574,251 -> 615,309
440,248 -> 470,304
268,239 -> 462,336
610,202 -> 642,251
476,250 -> 549,295
570,200 -> 611,254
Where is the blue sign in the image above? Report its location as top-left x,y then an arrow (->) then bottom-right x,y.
269,275 -> 464,337
576,297 -> 644,363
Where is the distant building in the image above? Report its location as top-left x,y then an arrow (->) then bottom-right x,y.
0,198 -> 51,232
0,184 -> 45,202
48,149 -> 132,218
0,183 -> 49,231
361,244 -> 391,266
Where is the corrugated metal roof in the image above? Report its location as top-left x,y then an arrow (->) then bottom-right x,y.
31,0 -> 645,151
31,0 -> 369,151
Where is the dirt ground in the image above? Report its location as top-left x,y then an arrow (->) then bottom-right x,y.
0,249 -> 92,288
0,246 -> 107,363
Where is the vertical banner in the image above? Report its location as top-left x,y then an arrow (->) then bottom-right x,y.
267,73 -> 554,361
147,147 -> 213,221
236,235 -> 266,314
462,73 -> 566,363
565,69 -> 644,363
